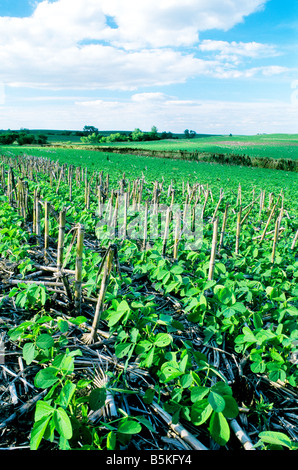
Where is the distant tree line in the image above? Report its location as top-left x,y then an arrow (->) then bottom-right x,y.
184,129 -> 197,139
80,125 -> 179,144
0,130 -> 48,146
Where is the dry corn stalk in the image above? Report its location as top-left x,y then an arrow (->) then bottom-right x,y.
208,218 -> 218,281
142,200 -> 148,250
150,400 -> 208,450
201,189 -> 209,220
74,224 -> 84,315
83,244 -> 115,344
162,206 -> 171,256
235,207 -> 242,255
44,201 -> 49,262
271,216 -> 280,264
212,193 -> 223,222
230,419 -> 255,450
241,200 -> 254,225
120,192 -> 128,240
173,209 -> 181,261
57,209 -> 66,273
219,203 -> 229,251
237,183 -> 242,207
291,229 -> 298,250
260,203 -> 277,243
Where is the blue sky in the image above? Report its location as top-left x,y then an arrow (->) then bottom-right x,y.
0,0 -> 297,134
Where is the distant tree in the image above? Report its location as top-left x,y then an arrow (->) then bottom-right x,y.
83,125 -> 99,135
36,134 -> 48,145
81,132 -> 101,144
16,133 -> 35,145
189,130 -> 197,138
131,128 -> 145,141
0,132 -> 17,145
160,131 -> 173,140
147,125 -> 160,141
105,132 -> 128,142
184,129 -> 190,138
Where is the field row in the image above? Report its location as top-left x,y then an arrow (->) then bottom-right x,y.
0,151 -> 297,450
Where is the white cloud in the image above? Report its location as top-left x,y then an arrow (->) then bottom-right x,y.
0,0 -> 278,92
73,93 -> 298,134
1,90 -> 296,133
100,0 -> 268,49
199,40 -> 278,64
0,0 -> 294,134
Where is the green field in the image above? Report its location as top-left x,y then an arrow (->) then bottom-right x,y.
3,131 -> 298,161
0,143 -> 297,451
2,145 -> 298,204
96,133 -> 298,161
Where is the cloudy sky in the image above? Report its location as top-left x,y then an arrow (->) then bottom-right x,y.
0,0 -> 297,134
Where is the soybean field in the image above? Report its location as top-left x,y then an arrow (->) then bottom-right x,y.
0,146 -> 297,451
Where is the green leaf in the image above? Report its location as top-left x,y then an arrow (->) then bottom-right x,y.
108,301 -> 130,326
115,342 -> 134,358
106,431 -> 116,450
53,407 -> 73,440
215,262 -> 226,274
117,418 -> 142,435
242,326 -> 257,343
209,412 -> 230,446
208,391 -> 226,413
57,319 -> 69,333
253,311 -> 263,329
180,373 -> 193,389
154,333 -> 172,347
187,310 -> 202,323
56,381 -> 76,409
89,388 -> 107,411
36,316 -> 53,324
34,400 -> 55,421
34,367 -> 59,389
135,340 -> 153,354
222,396 -> 239,419
170,264 -> 184,275
143,388 -> 155,405
191,399 -> 213,426
217,287 -> 236,305
211,382 -> 233,397
190,386 -> 209,403
68,316 -> 87,326
141,346 -> 155,368
39,286 -> 47,305
36,334 -> 54,350
52,353 -> 74,374
259,431 -> 293,449
30,415 -> 52,450
159,361 -> 183,383
135,415 -> 157,433
23,342 -> 36,365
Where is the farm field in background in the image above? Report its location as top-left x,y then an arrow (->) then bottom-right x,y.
2,145 -> 298,202
0,145 -> 297,451
97,133 -> 298,161
2,132 -> 298,161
